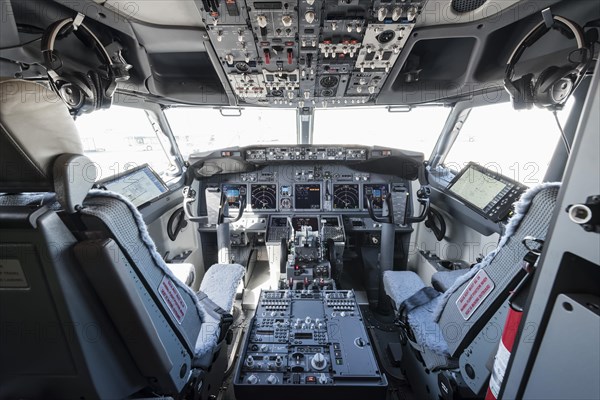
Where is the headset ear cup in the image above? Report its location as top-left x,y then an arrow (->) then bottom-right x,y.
505,73 -> 534,110
89,70 -> 111,110
534,65 -> 575,108
52,72 -> 92,115
74,71 -> 98,114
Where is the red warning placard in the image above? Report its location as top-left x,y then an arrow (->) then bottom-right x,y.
456,269 -> 494,320
158,276 -> 188,324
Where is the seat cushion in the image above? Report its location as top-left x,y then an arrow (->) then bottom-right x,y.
195,263 -> 245,361
431,269 -> 470,292
383,271 -> 451,362
200,263 -> 245,313
383,271 -> 426,309
407,296 -> 450,358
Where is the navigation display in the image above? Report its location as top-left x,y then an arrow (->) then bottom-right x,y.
101,164 -> 168,207
364,184 -> 389,210
449,163 -> 513,212
295,184 -> 321,210
333,184 -> 360,209
250,184 -> 277,210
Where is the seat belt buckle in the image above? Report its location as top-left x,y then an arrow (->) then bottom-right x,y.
218,313 -> 234,342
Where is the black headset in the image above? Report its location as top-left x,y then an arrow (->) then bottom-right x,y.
41,13 -> 129,116
504,13 -> 591,111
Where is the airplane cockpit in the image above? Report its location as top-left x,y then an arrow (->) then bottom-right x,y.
1,0 -> 599,399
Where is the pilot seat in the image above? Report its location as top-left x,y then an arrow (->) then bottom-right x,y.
383,182 -> 560,398
0,79 -> 244,399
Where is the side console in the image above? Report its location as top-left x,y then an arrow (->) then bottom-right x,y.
234,290 -> 387,400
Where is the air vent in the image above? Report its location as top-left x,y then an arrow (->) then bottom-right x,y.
451,0 -> 488,13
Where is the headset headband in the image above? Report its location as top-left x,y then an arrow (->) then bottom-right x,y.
41,13 -> 113,80
506,14 -> 588,81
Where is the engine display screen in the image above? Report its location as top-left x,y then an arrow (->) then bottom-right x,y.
448,163 -> 512,212
364,184 -> 389,210
295,184 -> 321,210
101,164 -> 168,207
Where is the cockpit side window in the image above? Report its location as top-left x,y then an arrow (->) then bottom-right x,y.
443,100 -> 574,185
73,106 -> 179,181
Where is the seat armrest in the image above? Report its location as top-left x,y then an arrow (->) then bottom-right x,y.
431,269 -> 470,292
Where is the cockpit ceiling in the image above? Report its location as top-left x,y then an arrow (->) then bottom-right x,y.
102,0 -> 206,28
1,0 -> 598,107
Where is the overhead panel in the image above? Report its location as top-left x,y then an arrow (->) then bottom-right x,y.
199,0 -> 425,108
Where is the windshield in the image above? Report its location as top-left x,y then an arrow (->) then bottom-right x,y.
165,107 -> 297,158
166,106 -> 450,157
313,106 -> 450,154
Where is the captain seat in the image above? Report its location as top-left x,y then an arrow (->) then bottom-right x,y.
0,79 -> 244,399
383,183 -> 560,371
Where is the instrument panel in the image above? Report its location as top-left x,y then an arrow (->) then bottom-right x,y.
202,163 -> 412,237
217,180 -> 395,213
197,146 -> 420,232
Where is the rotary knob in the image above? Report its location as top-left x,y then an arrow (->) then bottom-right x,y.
246,374 -> 259,384
245,355 -> 255,367
318,373 -> 328,384
311,352 -> 327,370
407,6 -> 418,22
281,15 -> 293,27
305,11 -> 315,24
257,15 -> 268,28
266,374 -> 279,384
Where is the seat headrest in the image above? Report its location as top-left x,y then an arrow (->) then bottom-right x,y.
0,79 -> 97,212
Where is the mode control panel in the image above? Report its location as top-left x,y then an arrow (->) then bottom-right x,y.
234,290 -> 387,399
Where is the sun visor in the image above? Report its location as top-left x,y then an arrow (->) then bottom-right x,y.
351,149 -> 425,182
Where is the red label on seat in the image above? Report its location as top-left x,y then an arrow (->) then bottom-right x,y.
159,276 -> 188,324
455,269 -> 494,320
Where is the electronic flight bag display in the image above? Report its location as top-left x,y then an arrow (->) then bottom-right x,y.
447,162 -> 526,222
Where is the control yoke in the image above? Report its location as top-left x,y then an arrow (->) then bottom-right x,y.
182,186 -> 206,223
182,186 -> 246,224
406,186 -> 430,224
365,186 -> 430,225
218,192 -> 246,225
